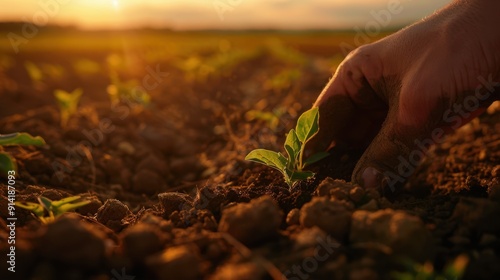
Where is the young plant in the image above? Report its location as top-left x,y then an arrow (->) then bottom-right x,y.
391,255 -> 468,280
107,73 -> 151,107
24,61 -> 43,83
54,88 -> 83,128
245,107 -> 285,131
245,107 -> 329,188
0,132 -> 46,177
73,59 -> 100,76
264,69 -> 301,92
15,195 -> 91,224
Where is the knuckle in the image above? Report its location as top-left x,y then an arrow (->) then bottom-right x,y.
346,44 -> 375,63
342,44 -> 382,82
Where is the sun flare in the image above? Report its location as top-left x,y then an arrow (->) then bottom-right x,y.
0,0 -> 451,30
112,0 -> 120,10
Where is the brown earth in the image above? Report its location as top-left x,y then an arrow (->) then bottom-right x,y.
0,35 -> 499,280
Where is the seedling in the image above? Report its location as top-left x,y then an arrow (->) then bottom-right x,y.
0,132 -> 46,177
107,73 -> 151,107
73,59 -> 100,76
245,107 -> 329,188
267,40 -> 307,66
175,49 -> 259,81
24,61 -> 43,83
41,63 -> 65,80
264,69 -> 301,92
245,107 -> 285,131
15,195 -> 91,224
54,88 -> 83,128
391,255 -> 468,280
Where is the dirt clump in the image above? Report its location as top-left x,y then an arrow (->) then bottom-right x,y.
350,209 -> 433,261
36,214 -> 108,270
300,196 -> 352,241
95,199 -> 132,231
121,223 -> 167,263
146,245 -> 205,280
218,195 -> 283,246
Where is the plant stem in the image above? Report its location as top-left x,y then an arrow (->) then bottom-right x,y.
298,144 -> 306,171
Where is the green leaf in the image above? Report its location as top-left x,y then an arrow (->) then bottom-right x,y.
15,202 -> 45,217
73,59 -> 100,75
54,88 -> 83,127
443,255 -> 468,279
25,61 -> 43,82
0,152 -> 17,177
38,196 -> 53,213
303,152 -> 329,167
51,195 -> 82,207
295,107 -> 320,143
245,149 -> 287,172
0,132 -> 46,146
56,200 -> 91,215
39,216 -> 52,224
107,75 -> 151,107
245,110 -> 280,130
289,170 -> 315,181
284,129 -> 301,167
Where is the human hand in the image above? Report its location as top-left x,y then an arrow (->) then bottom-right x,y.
311,0 -> 500,190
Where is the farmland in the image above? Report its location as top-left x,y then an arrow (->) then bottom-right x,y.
0,28 -> 499,279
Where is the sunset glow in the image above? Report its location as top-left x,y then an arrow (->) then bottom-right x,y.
0,0 -> 451,30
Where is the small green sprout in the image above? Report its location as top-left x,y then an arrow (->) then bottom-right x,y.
54,88 -> 83,128
391,255 -> 468,280
264,69 -> 301,92
15,196 -> 91,224
267,40 -> 307,66
41,63 -> 65,80
73,59 -> 100,76
245,107 -> 329,188
0,132 -> 46,177
245,107 -> 285,131
107,73 -> 151,107
24,61 -> 43,83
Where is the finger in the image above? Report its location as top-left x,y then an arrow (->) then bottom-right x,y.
351,77 -> 449,192
351,108 -> 419,193
311,85 -> 385,151
353,79 -> 500,192
308,49 -> 388,154
310,82 -> 357,153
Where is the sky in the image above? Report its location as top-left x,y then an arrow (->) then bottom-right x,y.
0,0 -> 452,30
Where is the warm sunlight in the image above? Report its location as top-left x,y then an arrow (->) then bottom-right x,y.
4,0 -> 497,279
0,0 -> 451,30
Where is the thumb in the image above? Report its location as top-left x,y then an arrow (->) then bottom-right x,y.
351,106 -> 433,192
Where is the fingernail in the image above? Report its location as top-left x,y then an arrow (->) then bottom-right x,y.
361,167 -> 388,189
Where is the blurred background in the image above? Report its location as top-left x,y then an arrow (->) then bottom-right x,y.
1,0 -> 450,30
0,0 -> 454,131
0,0 -> 453,188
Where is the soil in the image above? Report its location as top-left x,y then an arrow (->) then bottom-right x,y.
0,36 -> 499,280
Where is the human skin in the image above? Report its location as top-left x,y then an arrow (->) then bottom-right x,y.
311,0 -> 500,190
